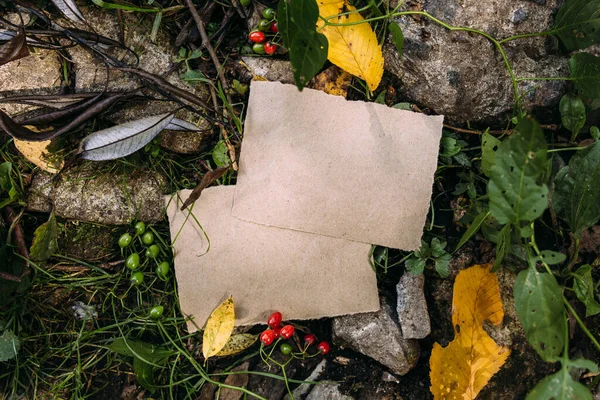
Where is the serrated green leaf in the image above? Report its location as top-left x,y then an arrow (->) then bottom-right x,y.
456,210 -> 490,252
569,52 -> 600,101
389,21 -> 404,58
560,94 -> 586,141
552,0 -> 600,51
488,118 -> 549,225
441,137 -> 461,157
526,366 -> 592,400
29,212 -> 58,263
481,130 -> 500,177
405,257 -> 425,275
434,253 -> 451,278
279,0 -> 328,90
514,264 -> 566,362
571,265 -> 600,317
430,238 -> 447,258
553,141 -> 600,238
0,330 -> 20,362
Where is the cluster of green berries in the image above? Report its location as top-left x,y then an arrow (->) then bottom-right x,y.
259,312 -> 330,356
248,8 -> 279,55
118,222 -> 171,289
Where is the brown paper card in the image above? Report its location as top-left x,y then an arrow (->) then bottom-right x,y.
232,81 -> 444,250
166,187 -> 379,332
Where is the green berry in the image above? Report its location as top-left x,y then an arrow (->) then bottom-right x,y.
146,244 -> 160,259
262,8 -> 276,20
126,253 -> 140,270
280,343 -> 293,355
150,305 -> 164,319
156,261 -> 170,281
253,43 -> 266,54
118,233 -> 133,248
130,271 -> 144,286
134,221 -> 146,235
258,19 -> 271,32
142,231 -> 154,245
239,0 -> 251,6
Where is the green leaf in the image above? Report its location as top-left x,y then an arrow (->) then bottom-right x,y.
440,137 -> 461,157
571,265 -> 600,317
526,369 -> 592,400
514,264 -> 566,362
552,0 -> 600,51
279,0 -> 328,90
0,329 -> 20,362
560,94 -> 586,141
106,338 -> 175,367
392,102 -> 411,110
569,52 -> 600,101
455,210 -> 490,252
0,162 -> 12,193
29,212 -> 58,263
553,141 -> 600,238
434,253 -> 451,278
389,21 -> 404,58
405,257 -> 425,275
537,250 -> 567,266
212,141 -> 230,167
568,358 -> 598,372
481,130 -> 500,177
591,126 -> 600,140
488,118 -> 549,225
430,238 -> 446,258
494,223 -> 511,270
133,357 -> 156,392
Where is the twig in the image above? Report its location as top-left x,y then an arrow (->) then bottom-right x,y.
181,166 -> 231,210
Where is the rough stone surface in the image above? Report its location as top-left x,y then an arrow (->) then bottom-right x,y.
332,298 -> 420,376
27,167 -> 165,225
26,172 -> 54,214
384,0 -> 568,125
306,384 -> 355,400
288,359 -> 327,399
241,57 -> 295,84
396,273 -> 431,339
219,362 -> 250,400
59,221 -> 113,262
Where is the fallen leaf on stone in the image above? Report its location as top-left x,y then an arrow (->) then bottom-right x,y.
215,333 -> 257,357
429,264 -> 510,399
316,0 -> 384,91
78,113 -> 175,161
14,137 -> 64,174
0,30 -> 29,67
311,65 -> 352,98
202,296 -> 235,362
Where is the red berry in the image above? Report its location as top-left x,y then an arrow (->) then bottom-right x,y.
264,42 -> 277,55
273,327 -> 282,338
267,311 -> 283,328
304,333 -> 317,345
260,329 -> 277,346
280,325 -> 295,339
270,22 -> 279,33
317,341 -> 330,355
249,30 -> 266,43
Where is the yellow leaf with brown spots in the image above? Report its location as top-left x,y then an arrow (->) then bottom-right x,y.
14,138 -> 64,174
316,0 -> 384,91
429,264 -> 510,399
202,296 -> 235,362
311,65 -> 353,98
215,333 -> 257,357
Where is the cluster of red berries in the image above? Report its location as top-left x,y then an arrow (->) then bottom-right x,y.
248,8 -> 279,55
259,312 -> 331,355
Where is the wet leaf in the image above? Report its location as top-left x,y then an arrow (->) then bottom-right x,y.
488,118 -> 549,225
389,21 -> 404,58
571,264 -> 600,317
560,94 -> 586,141
430,264 -> 510,399
50,0 -> 86,24
78,113 -> 174,161
514,262 -> 566,362
29,212 -> 58,263
569,52 -> 600,101
0,330 -> 20,362
203,296 -> 235,361
552,0 -> 600,51
553,141 -> 600,238
14,138 -> 63,174
317,0 -> 384,91
215,334 -> 258,357
0,30 -> 29,67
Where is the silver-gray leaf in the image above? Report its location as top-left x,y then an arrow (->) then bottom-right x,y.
50,0 -> 86,24
79,113 -> 174,161
165,118 -> 202,132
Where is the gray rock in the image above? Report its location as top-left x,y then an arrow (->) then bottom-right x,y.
59,221 -> 113,262
27,167 -> 165,225
27,172 -> 54,214
396,273 -> 431,339
332,298 -> 420,376
384,0 -> 568,125
241,57 -> 295,84
288,359 -> 327,399
306,383 -> 354,400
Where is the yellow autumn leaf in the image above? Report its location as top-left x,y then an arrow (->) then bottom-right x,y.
430,264 -> 510,400
316,0 -> 384,91
215,333 -> 258,357
13,138 -> 64,174
312,65 -> 353,98
202,296 -> 235,361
